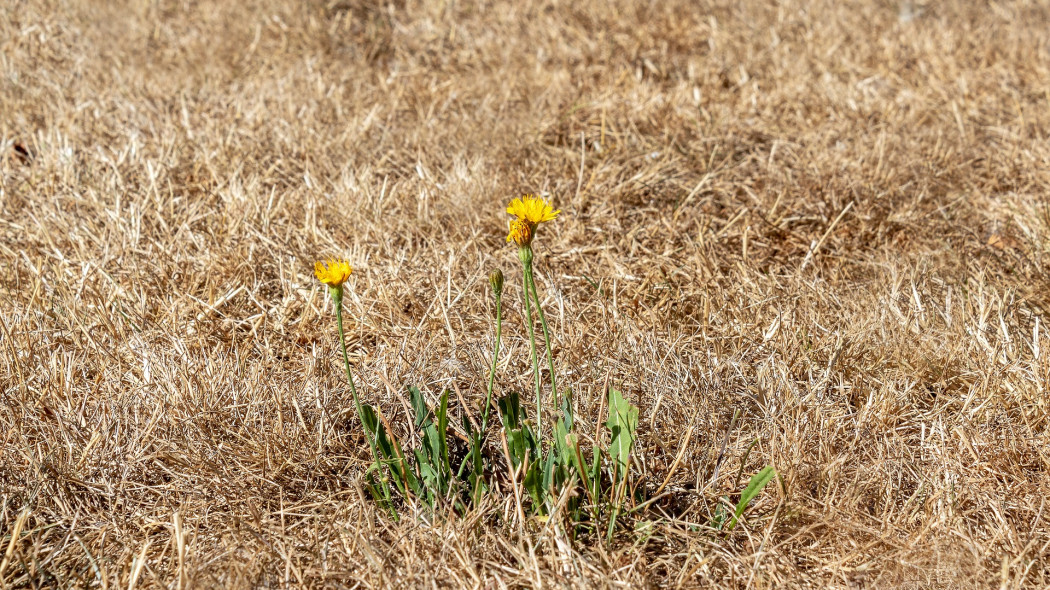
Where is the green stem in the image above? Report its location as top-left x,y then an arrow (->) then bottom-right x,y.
525,262 -> 558,408
522,267 -> 543,437
457,293 -> 502,483
334,292 -> 393,510
481,294 -> 502,436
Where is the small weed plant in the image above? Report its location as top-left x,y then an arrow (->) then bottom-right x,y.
315,195 -> 777,539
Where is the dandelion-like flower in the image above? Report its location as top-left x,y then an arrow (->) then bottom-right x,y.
314,256 -> 386,509
315,258 -> 353,295
505,194 -> 559,246
507,218 -> 533,247
503,195 -> 561,435
507,195 -> 559,225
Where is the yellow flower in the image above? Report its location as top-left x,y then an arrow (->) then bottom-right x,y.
506,218 -> 533,247
506,195 -> 559,225
315,258 -> 353,288
506,194 -> 559,246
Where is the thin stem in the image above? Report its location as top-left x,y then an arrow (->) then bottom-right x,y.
526,262 -> 558,408
457,292 -> 502,483
481,294 -> 502,436
335,293 -> 393,511
522,267 -> 543,436
335,298 -> 363,417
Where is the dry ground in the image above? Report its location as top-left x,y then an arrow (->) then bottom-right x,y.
3,0 -> 1050,587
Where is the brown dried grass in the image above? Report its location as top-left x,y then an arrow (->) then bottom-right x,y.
3,0 -> 1050,587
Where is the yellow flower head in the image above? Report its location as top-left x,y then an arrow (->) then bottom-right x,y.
506,195 -> 559,225
507,218 -> 533,247
506,194 -> 558,246
315,258 -> 353,288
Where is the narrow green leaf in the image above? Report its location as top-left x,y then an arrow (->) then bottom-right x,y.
589,446 -> 602,501
559,389 -> 574,431
505,428 -> 526,468
711,503 -> 728,531
606,388 -> 639,480
362,404 -> 416,498
498,392 -> 522,429
436,391 -> 450,472
604,389 -> 638,541
523,462 -> 546,512
359,404 -> 381,443
727,465 -> 776,530
542,452 -> 557,492
409,386 -> 429,429
565,432 -> 592,503
554,417 -> 572,467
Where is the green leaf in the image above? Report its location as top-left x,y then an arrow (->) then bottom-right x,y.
727,465 -> 776,530
542,452 -> 557,492
361,404 -> 418,498
409,388 -> 452,504
409,386 -> 430,429
499,392 -> 548,513
359,403 -> 381,443
467,438 -> 487,506
498,392 -> 523,429
711,503 -> 728,530
552,389 -> 575,469
604,389 -> 638,542
565,432 -> 592,502
436,391 -> 450,471
589,446 -> 602,500
605,388 -> 638,481
499,393 -> 540,467
362,472 -> 385,504
559,389 -> 574,432
361,404 -> 396,465
523,461 -> 547,512
553,417 -> 573,468
505,428 -> 527,468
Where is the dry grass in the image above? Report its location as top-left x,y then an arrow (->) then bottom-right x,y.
3,0 -> 1050,587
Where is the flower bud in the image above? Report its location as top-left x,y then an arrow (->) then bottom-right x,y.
489,269 -> 504,297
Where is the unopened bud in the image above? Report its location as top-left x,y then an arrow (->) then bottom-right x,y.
489,269 -> 504,297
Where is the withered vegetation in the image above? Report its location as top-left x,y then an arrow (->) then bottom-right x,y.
2,0 -> 1050,587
